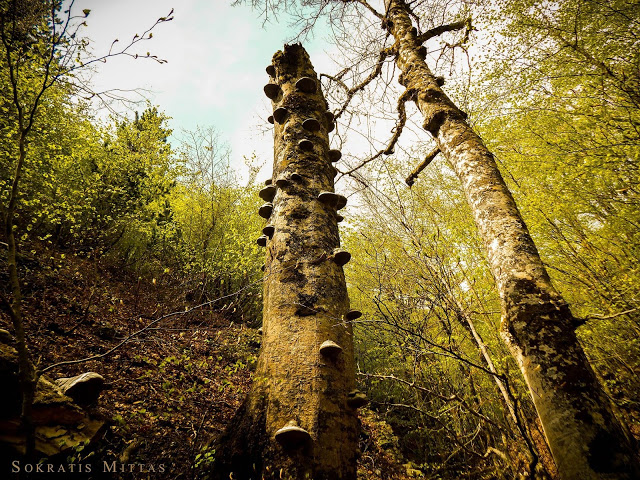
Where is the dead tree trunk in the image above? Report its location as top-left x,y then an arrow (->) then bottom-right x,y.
383,0 -> 640,478
212,44 -> 359,480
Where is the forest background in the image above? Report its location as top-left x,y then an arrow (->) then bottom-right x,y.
1,0 -> 638,479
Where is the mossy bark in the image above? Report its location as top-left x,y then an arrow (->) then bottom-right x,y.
212,44 -> 358,480
384,1 -> 640,478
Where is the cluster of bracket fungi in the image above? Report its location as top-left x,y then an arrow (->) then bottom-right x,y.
256,62 -> 368,448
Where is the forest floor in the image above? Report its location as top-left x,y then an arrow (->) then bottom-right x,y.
0,244 -> 412,480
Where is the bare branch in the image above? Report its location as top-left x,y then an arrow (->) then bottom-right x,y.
328,46 -> 396,120
340,87 -> 412,176
416,18 -> 470,45
405,146 -> 440,186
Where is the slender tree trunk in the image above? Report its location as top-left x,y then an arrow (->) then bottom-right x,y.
384,1 -> 640,478
213,44 -> 359,480
3,131 -> 37,458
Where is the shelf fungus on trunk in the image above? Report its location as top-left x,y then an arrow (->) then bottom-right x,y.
319,340 -> 343,358
258,202 -> 273,219
262,225 -> 275,239
346,390 -> 369,409
318,191 -> 347,210
275,178 -> 291,189
266,65 -> 276,77
332,248 -> 351,267
345,310 -> 362,321
259,185 -> 277,202
328,149 -> 342,162
273,107 -> 289,124
296,303 -> 317,316
298,138 -> 314,151
274,421 -> 311,448
256,235 -> 268,247
302,118 -> 321,132
268,115 -> 274,124
263,83 -> 281,100
295,76 -> 317,93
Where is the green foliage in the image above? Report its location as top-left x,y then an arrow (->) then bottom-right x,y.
344,160 -> 534,478
471,0 -> 640,428
170,127 -> 264,323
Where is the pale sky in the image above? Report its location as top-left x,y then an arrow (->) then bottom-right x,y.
76,0 -> 337,180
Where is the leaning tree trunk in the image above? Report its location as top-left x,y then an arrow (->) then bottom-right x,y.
383,1 -> 640,478
212,44 -> 360,480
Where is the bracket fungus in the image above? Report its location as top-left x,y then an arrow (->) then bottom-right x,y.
273,107 -> 289,124
262,225 -> 275,238
268,115 -> 274,124
347,390 -> 369,409
318,191 -> 347,209
336,214 -> 344,223
328,149 -> 342,162
332,248 -> 351,266
325,111 -> 336,132
266,64 -> 276,77
295,76 -> 317,93
258,202 -> 273,219
290,172 -> 303,182
257,235 -> 268,247
325,111 -> 335,124
296,304 -> 317,316
275,178 -> 290,188
274,420 -> 311,447
345,310 -> 362,321
319,340 -> 343,358
263,83 -> 281,100
264,178 -> 272,186
302,118 -> 321,132
298,139 -> 314,151
259,185 -> 277,202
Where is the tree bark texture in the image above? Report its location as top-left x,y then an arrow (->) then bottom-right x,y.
213,44 -> 358,480
384,1 -> 640,478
